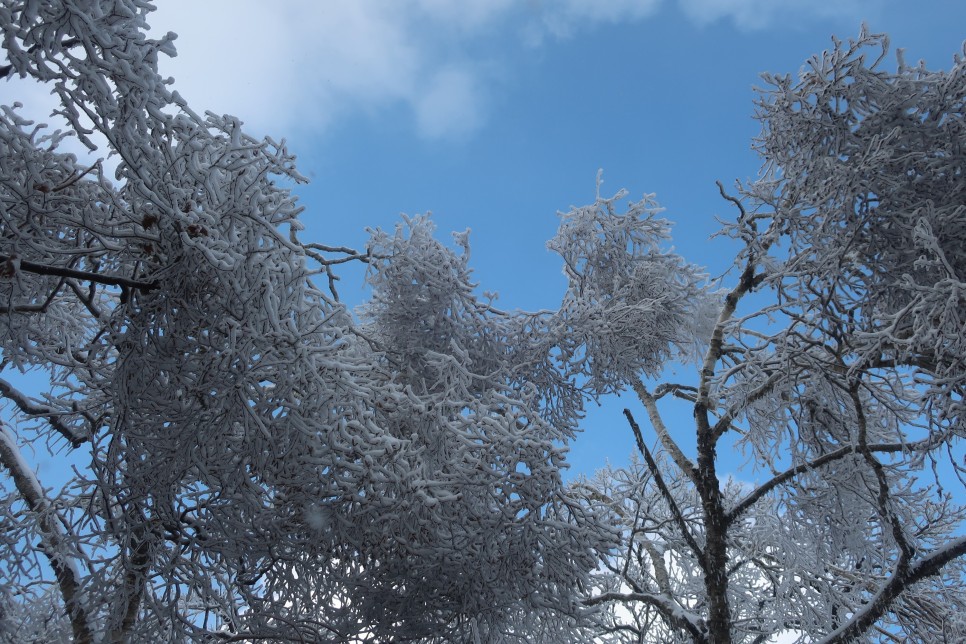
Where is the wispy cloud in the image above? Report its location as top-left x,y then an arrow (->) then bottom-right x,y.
147,1 -> 422,138
142,0 -> 672,141
144,0 -> 880,141
3,0 -> 882,147
412,66 -> 486,140
531,0 -> 662,40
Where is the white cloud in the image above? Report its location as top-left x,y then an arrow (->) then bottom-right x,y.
2,0 -> 882,147
413,66 -> 485,140
145,0 -> 675,142
146,1 -> 421,137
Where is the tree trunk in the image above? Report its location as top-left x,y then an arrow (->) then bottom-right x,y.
697,414 -> 732,644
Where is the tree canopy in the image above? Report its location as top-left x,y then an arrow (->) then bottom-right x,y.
585,26 -> 966,643
0,3 -> 963,643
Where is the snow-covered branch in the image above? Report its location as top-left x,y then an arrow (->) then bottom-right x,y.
0,377 -> 86,447
819,536 -> 966,644
579,26 -> 966,643
584,591 -> 707,641
0,424 -> 92,643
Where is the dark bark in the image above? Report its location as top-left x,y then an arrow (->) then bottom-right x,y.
0,254 -> 156,292
695,413 -> 732,644
819,536 -> 966,643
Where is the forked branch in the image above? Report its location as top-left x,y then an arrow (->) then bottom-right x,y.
624,409 -> 705,566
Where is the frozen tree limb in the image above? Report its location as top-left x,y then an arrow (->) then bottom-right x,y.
0,255 -> 157,292
580,26 -> 966,643
819,536 -> 966,644
0,377 -> 86,447
584,591 -> 707,641
0,424 -> 92,643
726,440 -> 913,525
633,380 -> 698,483
624,408 -> 705,565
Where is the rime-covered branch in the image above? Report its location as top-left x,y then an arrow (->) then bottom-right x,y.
584,591 -> 707,641
579,26 -> 966,643
0,255 -> 157,292
0,377 -> 86,447
726,440 -> 912,525
819,537 -> 966,644
633,380 -> 698,483
0,424 -> 92,643
624,409 -> 705,565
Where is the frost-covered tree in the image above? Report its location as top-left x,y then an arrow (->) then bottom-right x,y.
0,2 -> 709,642
4,4 -> 962,643
581,27 -> 966,643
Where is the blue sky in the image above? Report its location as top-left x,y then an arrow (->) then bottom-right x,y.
7,0 -> 966,480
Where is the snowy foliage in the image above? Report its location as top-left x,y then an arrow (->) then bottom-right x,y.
581,27 -> 966,644
0,5 -> 963,644
350,215 -> 620,640
745,25 -> 966,442
547,178 -> 715,393
0,2 -> 698,641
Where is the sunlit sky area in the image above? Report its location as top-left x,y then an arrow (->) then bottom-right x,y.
5,0 -> 965,480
